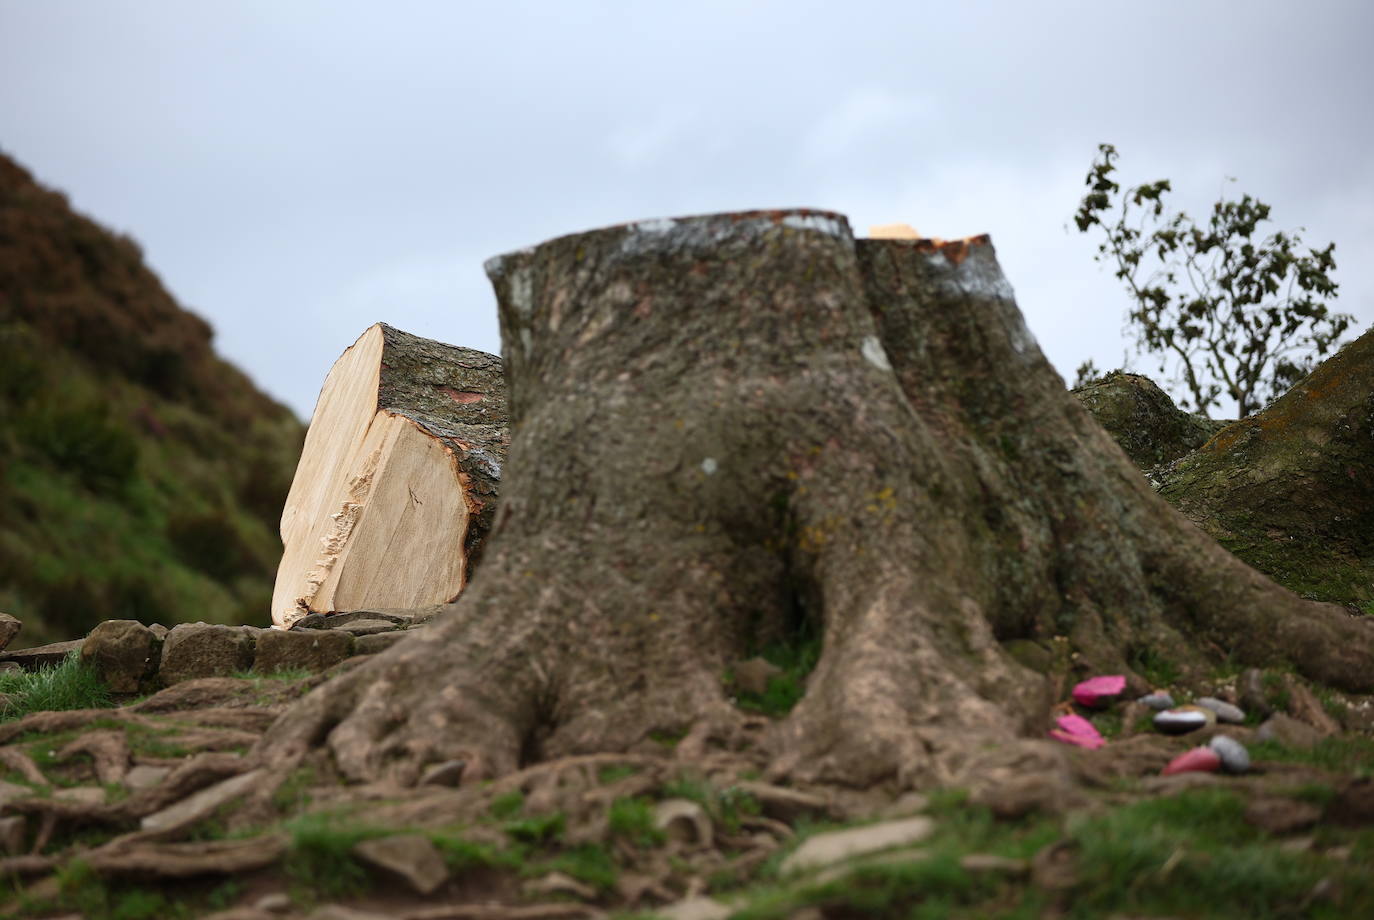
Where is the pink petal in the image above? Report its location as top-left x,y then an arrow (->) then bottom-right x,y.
1162,747 -> 1222,775
1049,714 -> 1105,749
1072,675 -> 1127,708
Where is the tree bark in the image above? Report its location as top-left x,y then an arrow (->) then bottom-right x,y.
259,211 -> 1374,790
271,324 -> 506,627
1071,371 -> 1229,471
1156,326 -> 1373,609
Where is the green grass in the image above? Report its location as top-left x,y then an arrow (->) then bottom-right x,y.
597,764 -> 640,784
430,834 -> 516,873
608,796 -> 666,848
1129,646 -> 1181,688
283,813 -> 393,900
732,625 -> 823,718
0,651 -> 112,721
4,860 -> 184,920
489,789 -> 525,820
1248,735 -> 1374,774
504,811 -> 566,845
1066,788 -> 1373,918
661,775 -> 761,834
543,843 -> 619,893
712,786 -> 1374,919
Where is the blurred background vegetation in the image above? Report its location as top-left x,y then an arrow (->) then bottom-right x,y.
0,152 -> 305,647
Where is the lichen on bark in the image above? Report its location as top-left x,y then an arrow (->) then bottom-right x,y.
1071,371 -> 1229,471
258,211 -> 1374,793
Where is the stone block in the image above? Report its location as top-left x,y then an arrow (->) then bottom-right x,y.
254,628 -> 353,674
0,613 -> 20,651
81,620 -> 159,693
354,631 -> 407,655
160,624 -> 255,685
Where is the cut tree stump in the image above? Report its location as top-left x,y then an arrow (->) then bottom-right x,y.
271,324 -> 507,628
260,210 -> 1374,790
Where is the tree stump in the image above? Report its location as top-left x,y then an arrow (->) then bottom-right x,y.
260,211 -> 1374,789
271,324 -> 507,628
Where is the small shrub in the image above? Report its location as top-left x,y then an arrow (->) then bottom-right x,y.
19,402 -> 139,496
167,510 -> 267,583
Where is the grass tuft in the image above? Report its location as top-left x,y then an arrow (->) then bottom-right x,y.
733,626 -> 822,717
283,813 -> 391,900
0,651 -> 112,721
608,796 -> 666,848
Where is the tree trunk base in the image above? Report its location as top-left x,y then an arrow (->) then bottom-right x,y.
259,211 -> 1374,791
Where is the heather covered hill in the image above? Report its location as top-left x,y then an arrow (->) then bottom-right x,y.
0,152 -> 305,646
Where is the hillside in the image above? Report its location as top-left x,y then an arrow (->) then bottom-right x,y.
0,152 -> 305,647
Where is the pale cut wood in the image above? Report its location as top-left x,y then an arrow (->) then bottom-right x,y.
869,223 -> 922,239
272,324 -> 507,628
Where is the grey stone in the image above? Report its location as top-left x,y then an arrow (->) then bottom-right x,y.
253,628 -> 353,674
1257,713 -> 1324,749
81,620 -> 159,693
294,608 -> 414,630
148,623 -> 169,641
880,791 -> 930,819
732,656 -> 782,696
351,834 -> 449,895
160,624 -> 254,685
418,759 -> 466,787
125,764 -> 171,790
54,786 -> 106,805
354,631 -> 407,655
1138,691 -> 1175,710
334,618 -> 399,636
780,815 -> 935,875
523,871 -> 598,901
1196,696 -> 1246,724
0,613 -> 20,651
141,768 -> 263,834
254,892 -> 292,913
654,798 -> 713,848
0,638 -> 83,671
656,897 -> 733,920
0,661 -> 19,673
0,815 -> 25,856
811,848 -> 930,886
1208,734 -> 1251,773
1153,706 -> 1214,735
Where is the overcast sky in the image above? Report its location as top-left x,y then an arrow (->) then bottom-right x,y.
3,1 -> 1371,420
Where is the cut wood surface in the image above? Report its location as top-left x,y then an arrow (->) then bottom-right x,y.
271,324 -> 507,628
